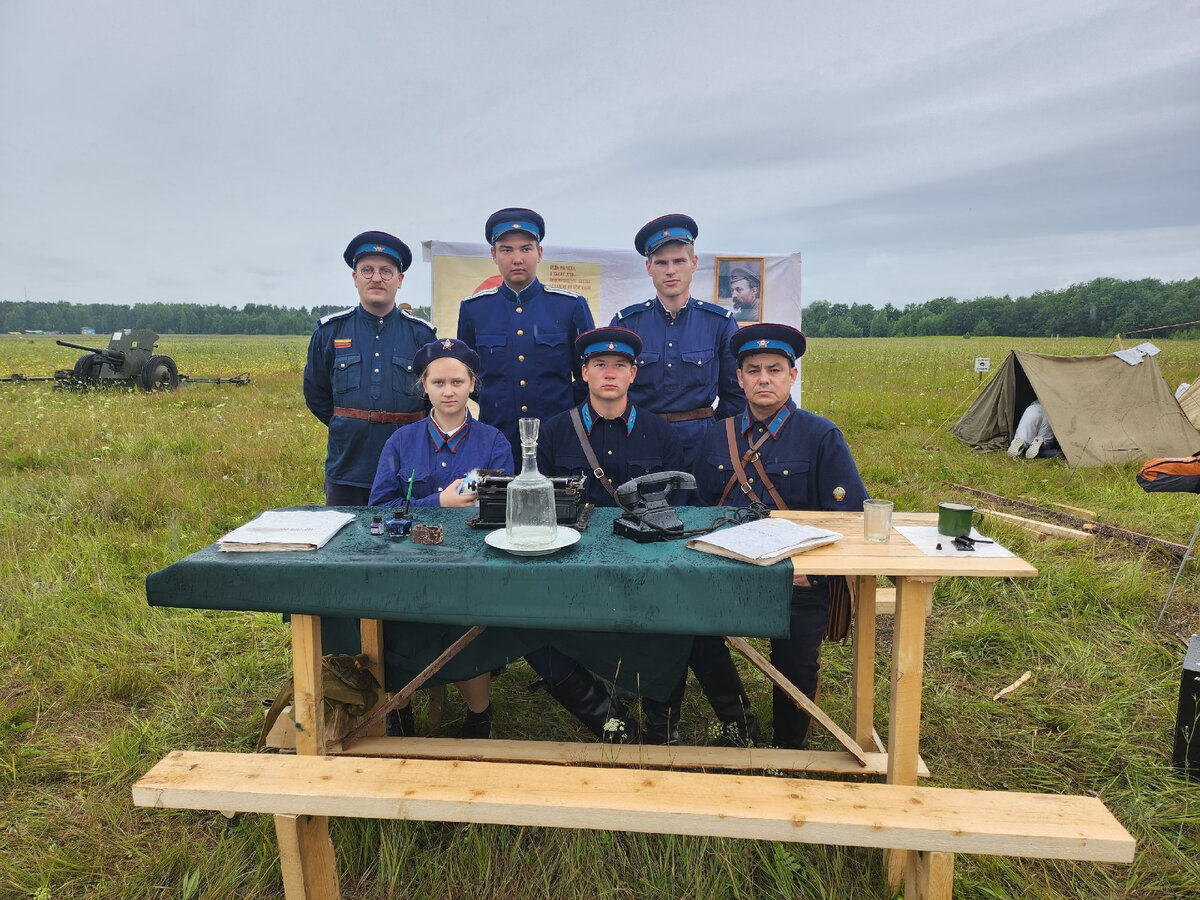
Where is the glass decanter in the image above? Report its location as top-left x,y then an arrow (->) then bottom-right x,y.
505,417 -> 558,549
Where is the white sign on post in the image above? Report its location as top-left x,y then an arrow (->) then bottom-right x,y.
974,357 -> 991,373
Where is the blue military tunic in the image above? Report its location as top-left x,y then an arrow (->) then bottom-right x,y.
457,278 -> 595,459
611,297 -> 744,467
368,414 -> 514,507
537,401 -> 684,508
694,399 -> 867,511
303,304 -> 436,489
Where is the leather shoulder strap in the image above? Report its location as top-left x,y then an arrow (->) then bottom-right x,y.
569,407 -> 620,503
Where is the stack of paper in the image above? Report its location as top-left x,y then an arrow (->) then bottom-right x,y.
218,510 -> 356,552
687,518 -> 842,566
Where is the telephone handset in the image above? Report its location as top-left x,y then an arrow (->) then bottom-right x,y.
612,471 -> 697,542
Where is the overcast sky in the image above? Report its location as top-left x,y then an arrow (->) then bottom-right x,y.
1,1 -> 1197,314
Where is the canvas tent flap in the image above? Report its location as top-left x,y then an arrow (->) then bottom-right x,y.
950,350 -> 1199,467
1177,379 -> 1200,429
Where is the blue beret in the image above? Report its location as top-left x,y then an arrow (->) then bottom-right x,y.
413,338 -> 481,378
343,231 -> 413,272
732,323 -> 806,363
635,214 -> 698,257
575,327 -> 643,362
485,208 -> 545,244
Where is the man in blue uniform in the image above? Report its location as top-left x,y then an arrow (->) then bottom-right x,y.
537,327 -> 687,744
457,208 -> 595,465
537,327 -> 685,507
611,214 -> 744,469
304,231 -> 436,506
613,214 -> 751,746
695,323 -> 868,749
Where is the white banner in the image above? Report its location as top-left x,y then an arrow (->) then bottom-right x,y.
422,240 -> 802,339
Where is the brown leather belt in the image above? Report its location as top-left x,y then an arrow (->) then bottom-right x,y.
659,406 -> 715,423
333,406 -> 424,425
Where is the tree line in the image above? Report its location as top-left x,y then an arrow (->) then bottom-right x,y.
3,276 -> 1197,338
802,276 -> 1200,338
0,301 -> 433,336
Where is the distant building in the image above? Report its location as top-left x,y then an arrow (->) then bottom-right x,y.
81,327 -> 96,335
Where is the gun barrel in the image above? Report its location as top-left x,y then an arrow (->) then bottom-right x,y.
56,340 -> 124,360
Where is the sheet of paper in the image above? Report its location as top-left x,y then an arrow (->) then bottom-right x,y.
695,518 -> 841,561
894,525 -> 1016,558
218,510 -> 356,551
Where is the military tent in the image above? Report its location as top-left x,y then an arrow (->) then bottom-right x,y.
950,350 -> 1198,467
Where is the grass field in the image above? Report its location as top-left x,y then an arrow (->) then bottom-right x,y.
2,333 -> 1198,899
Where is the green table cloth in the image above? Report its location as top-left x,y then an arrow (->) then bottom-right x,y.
146,507 -> 792,700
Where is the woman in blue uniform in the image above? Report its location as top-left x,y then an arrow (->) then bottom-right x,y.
369,338 -> 513,738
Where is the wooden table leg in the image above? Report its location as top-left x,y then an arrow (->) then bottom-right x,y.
907,849 -> 954,900
359,619 -> 386,738
280,614 -> 341,899
885,578 -> 938,894
851,575 -> 877,749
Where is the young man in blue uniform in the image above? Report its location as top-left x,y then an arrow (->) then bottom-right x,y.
695,323 -> 868,749
303,231 -> 436,506
457,208 -> 595,466
611,214 -> 744,469
613,214 -> 751,746
536,327 -> 687,743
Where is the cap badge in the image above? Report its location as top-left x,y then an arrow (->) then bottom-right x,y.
833,486 -> 846,501
441,339 -> 454,350
607,342 -> 616,350
757,339 -> 769,348
372,245 -> 384,252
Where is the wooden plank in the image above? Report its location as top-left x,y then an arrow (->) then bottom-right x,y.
134,751 -> 1136,863
358,619 -> 386,738
888,577 -> 933,888
1048,502 -> 1096,520
981,509 -> 1094,541
852,575 -> 878,747
275,813 -> 340,900
290,615 -> 324,757
726,636 -> 869,767
328,736 -> 930,778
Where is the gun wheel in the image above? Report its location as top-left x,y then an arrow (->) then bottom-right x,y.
140,355 -> 180,391
72,352 -> 100,386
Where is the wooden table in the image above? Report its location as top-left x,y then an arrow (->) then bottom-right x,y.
139,507 -> 1068,899
771,509 -> 1038,889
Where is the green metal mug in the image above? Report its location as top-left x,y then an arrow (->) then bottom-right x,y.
938,502 -> 983,537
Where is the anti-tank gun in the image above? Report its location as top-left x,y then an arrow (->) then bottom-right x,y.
57,329 -> 179,391
1,329 -> 252,390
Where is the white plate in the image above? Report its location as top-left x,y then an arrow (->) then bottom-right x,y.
485,526 -> 581,557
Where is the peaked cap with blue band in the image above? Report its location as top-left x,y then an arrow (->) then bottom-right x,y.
634,213 -> 698,257
413,337 -> 481,379
343,231 -> 413,272
575,326 -> 643,363
485,207 -> 545,244
732,323 -> 807,363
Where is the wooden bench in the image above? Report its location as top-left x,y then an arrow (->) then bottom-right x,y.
134,750 -> 1134,899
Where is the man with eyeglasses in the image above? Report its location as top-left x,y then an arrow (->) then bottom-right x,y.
304,230 -> 436,506
457,208 -> 595,466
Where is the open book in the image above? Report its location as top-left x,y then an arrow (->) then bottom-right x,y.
218,510 -> 356,552
687,518 -> 842,566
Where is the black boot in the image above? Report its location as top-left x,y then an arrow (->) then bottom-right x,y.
385,705 -> 415,737
642,698 -> 681,745
689,637 -> 758,747
642,676 -> 685,745
539,667 -> 638,741
459,703 -> 493,739
771,687 -> 811,750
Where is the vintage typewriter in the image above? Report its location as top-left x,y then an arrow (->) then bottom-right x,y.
468,470 -> 592,529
